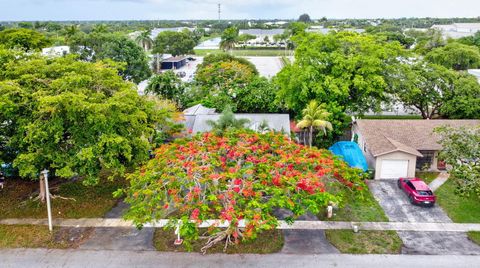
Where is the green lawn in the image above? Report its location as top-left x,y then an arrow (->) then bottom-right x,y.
468,232 -> 480,245
0,178 -> 123,219
435,179 -> 480,223
435,179 -> 480,246
194,49 -> 293,57
326,230 -> 402,254
318,188 -> 389,222
153,229 -> 284,254
318,187 -> 403,254
0,225 -> 93,249
415,171 -> 440,184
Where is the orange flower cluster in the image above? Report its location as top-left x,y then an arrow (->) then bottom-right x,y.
125,130 -> 365,246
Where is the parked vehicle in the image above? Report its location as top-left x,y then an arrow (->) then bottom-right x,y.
187,57 -> 196,61
176,71 -> 186,78
397,178 -> 436,207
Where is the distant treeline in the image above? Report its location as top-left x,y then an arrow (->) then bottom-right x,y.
1,17 -> 480,34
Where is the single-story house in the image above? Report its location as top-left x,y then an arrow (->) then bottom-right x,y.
183,104 -> 291,134
352,119 -> 480,180
161,56 -> 187,70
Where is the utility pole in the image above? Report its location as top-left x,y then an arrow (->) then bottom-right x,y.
218,3 -> 221,21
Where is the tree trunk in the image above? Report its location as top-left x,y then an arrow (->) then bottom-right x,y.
39,173 -> 46,203
309,126 -> 313,148
303,130 -> 307,146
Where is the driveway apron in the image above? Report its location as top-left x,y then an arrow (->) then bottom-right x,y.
275,209 -> 340,254
79,200 -> 155,251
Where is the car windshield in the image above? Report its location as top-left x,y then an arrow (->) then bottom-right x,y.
417,190 -> 433,196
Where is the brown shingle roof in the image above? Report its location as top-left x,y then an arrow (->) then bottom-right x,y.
355,119 -> 480,157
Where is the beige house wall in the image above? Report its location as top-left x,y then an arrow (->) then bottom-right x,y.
374,151 -> 417,180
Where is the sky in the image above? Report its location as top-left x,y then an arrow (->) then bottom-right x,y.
0,0 -> 479,21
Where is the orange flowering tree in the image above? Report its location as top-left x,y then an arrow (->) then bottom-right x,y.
123,130 -> 365,252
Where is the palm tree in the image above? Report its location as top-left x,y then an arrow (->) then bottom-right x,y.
220,27 -> 239,53
92,24 -> 108,34
64,25 -> 79,39
135,30 -> 153,51
207,105 -> 250,135
296,100 -> 333,147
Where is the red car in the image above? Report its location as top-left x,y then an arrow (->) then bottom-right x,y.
397,178 -> 436,207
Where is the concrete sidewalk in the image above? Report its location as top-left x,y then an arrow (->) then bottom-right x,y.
2,218 -> 480,232
429,172 -> 450,192
1,248 -> 479,268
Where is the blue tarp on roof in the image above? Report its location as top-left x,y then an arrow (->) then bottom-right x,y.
329,141 -> 368,172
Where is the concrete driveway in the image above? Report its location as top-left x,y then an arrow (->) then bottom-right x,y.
368,180 -> 480,255
275,209 -> 339,254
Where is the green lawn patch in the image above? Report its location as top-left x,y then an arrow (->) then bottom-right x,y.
468,232 -> 480,245
326,230 -> 402,254
435,179 -> 480,223
319,186 -> 403,254
153,228 -> 283,254
0,178 -> 123,219
0,225 -> 93,249
415,171 -> 440,184
318,188 -> 388,222
194,49 -> 293,57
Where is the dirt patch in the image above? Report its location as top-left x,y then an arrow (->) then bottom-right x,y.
54,227 -> 95,248
154,228 -> 284,254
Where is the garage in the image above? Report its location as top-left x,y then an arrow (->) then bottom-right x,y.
379,159 -> 409,179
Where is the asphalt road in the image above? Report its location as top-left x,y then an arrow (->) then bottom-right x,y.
2,249 -> 480,268
368,180 -> 480,255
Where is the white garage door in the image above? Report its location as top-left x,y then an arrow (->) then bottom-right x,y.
380,160 -> 409,179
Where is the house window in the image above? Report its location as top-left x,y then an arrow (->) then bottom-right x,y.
416,150 -> 435,170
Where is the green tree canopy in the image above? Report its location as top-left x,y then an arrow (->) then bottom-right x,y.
458,31 -> 480,48
387,60 -> 480,119
146,71 -> 185,107
0,28 -> 50,51
274,31 -> 403,116
198,53 -> 258,75
298,14 -> 312,23
425,42 -> 480,70
386,61 -> 457,119
436,126 -> 480,197
440,73 -> 480,119
152,31 -> 196,56
70,32 -> 151,83
0,49 -> 175,187
366,24 -> 415,48
187,54 -> 276,113
234,76 -> 279,113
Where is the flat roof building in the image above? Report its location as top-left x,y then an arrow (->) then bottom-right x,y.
161,56 -> 187,70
